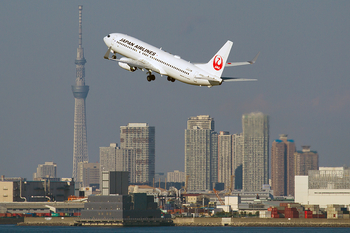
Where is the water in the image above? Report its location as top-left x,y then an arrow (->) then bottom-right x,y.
0,225 -> 349,233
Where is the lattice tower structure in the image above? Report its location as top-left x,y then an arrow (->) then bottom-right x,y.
72,5 -> 89,185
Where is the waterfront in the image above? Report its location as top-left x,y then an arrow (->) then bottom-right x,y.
1,225 -> 350,233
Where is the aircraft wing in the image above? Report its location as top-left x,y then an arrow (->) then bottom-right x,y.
221,77 -> 257,82
225,52 -> 260,67
107,57 -> 167,75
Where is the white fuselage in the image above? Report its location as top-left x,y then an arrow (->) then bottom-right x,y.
103,33 -> 221,86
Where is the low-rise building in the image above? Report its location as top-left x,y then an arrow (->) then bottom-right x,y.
295,167 -> 350,208
80,193 -> 165,225
0,180 -> 74,202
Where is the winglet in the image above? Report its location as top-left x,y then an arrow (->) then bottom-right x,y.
248,52 -> 260,64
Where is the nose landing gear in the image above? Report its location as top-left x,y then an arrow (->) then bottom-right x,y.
167,76 -> 175,82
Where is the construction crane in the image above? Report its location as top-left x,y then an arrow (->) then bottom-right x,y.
225,174 -> 235,195
183,175 -> 189,194
213,188 -> 224,205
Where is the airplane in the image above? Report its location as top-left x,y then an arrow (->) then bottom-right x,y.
103,33 -> 259,87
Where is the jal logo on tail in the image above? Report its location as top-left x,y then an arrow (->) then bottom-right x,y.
213,55 -> 223,71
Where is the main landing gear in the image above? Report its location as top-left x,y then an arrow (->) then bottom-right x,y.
147,73 -> 156,82
167,76 -> 175,82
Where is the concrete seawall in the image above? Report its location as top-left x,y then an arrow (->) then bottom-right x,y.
173,217 -> 350,227
18,217 -> 79,226
16,217 -> 350,227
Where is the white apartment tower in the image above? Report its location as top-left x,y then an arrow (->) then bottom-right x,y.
242,112 -> 269,192
120,123 -> 155,184
167,170 -> 185,183
99,143 -> 137,186
185,115 -> 217,191
33,162 -> 57,180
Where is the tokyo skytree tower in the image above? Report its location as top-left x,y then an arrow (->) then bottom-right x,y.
72,5 -> 89,184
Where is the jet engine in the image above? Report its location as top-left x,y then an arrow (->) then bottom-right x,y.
118,62 -> 137,72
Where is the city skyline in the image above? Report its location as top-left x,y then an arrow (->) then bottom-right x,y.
1,1 -> 349,179
28,115 -> 324,186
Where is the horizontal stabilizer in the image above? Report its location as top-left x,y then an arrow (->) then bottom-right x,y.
221,77 -> 257,82
225,52 -> 260,67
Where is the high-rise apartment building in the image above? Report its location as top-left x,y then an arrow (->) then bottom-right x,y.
185,115 -> 217,191
120,123 -> 155,184
167,170 -> 185,183
242,112 -> 269,192
271,137 -> 285,196
100,143 -> 137,186
232,133 -> 243,189
218,131 -> 232,190
72,6 -> 89,186
78,162 -> 100,189
294,146 -> 319,176
271,134 -> 296,196
33,162 -> 57,180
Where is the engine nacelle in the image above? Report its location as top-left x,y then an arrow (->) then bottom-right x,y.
118,62 -> 136,72
118,57 -> 137,72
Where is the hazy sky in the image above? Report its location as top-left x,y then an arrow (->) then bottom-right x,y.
1,1 -> 349,179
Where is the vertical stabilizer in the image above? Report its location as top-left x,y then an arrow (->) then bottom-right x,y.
195,40 -> 233,78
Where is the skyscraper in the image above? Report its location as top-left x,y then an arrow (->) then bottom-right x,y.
72,5 -> 89,185
242,112 -> 269,192
218,131 -> 232,190
185,115 -> 217,191
232,133 -> 243,189
271,134 -> 296,196
294,146 -> 319,176
120,123 -> 155,184
99,143 -> 137,186
271,137 -> 286,196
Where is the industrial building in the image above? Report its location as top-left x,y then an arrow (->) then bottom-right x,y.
101,171 -> 129,196
79,194 -> 169,226
295,167 -> 350,208
0,202 -> 84,215
0,180 -> 74,202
